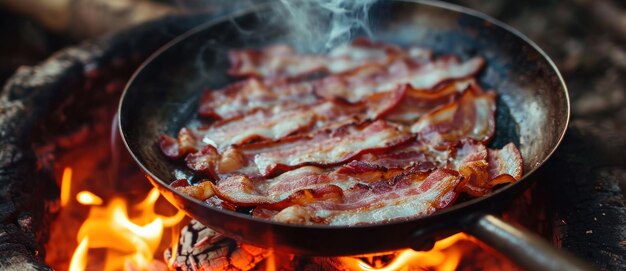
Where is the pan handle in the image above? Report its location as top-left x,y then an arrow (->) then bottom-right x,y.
464,214 -> 596,271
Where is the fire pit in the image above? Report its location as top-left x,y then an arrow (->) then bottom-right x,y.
0,0 -> 624,270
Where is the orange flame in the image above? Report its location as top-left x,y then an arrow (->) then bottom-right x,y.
69,237 -> 89,271
265,249 -> 276,271
61,167 -> 185,271
341,233 -> 471,271
60,167 -> 73,207
76,191 -> 103,206
167,225 -> 181,269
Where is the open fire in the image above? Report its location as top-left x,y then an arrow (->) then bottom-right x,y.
56,167 -> 185,271
164,216 -> 517,271
44,134 -> 518,271
36,14 -> 518,268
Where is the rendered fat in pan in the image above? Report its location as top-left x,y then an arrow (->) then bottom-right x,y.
118,1 -> 594,270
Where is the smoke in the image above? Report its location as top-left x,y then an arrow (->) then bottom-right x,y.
170,0 -> 377,52
277,0 -> 378,52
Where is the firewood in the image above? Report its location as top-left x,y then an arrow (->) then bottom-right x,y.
165,220 -> 269,271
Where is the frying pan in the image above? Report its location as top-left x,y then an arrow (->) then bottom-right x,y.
119,1 -> 593,270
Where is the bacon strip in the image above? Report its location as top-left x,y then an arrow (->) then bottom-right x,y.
448,140 -> 522,196
198,78 -> 317,120
270,169 -> 461,225
252,120 -> 412,176
194,86 -> 405,151
160,39 -> 525,226
185,140 -> 523,207
213,167 -> 359,208
228,38 -> 425,79
213,149 -> 440,209
449,140 -> 490,196
411,87 -> 496,147
200,56 -> 481,120
384,79 -> 474,124
488,143 -> 523,180
174,181 -> 215,201
314,57 -> 484,103
159,128 -> 198,159
197,105 -> 319,150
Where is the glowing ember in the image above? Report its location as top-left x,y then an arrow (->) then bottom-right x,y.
60,167 -> 186,271
167,216 -> 499,271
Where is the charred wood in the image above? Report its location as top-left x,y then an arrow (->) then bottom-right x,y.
165,220 -> 269,271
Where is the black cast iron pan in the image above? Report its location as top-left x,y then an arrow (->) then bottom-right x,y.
119,1 -> 593,270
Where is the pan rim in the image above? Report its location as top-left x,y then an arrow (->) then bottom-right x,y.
118,0 -> 570,231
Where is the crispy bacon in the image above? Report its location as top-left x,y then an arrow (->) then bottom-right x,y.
194,86 -> 405,151
252,120 -> 412,176
200,56 -> 481,120
488,143 -> 523,180
449,140 -> 491,196
411,87 -> 496,147
314,57 -> 484,103
344,137 -> 443,173
270,169 -> 461,225
198,78 -> 317,120
449,140 -> 522,196
160,40 -> 525,226
185,145 -> 220,176
213,153 -> 439,209
228,38 -> 423,79
213,167 -> 357,208
196,105 -> 319,150
159,128 -> 198,159
174,181 -> 215,201
159,134 -> 180,159
385,79 -> 474,124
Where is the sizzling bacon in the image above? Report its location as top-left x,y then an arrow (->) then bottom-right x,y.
449,140 -> 490,196
194,86 -> 405,151
213,167 -> 358,208
159,128 -> 198,159
213,152 -> 440,209
314,57 -> 484,103
411,87 -> 496,147
174,181 -> 215,201
228,38 -> 426,79
385,79 -> 474,124
197,105 -> 319,150
251,120 -> 412,176
160,40 -> 525,226
448,140 -> 522,196
200,55 -> 481,120
185,145 -> 221,177
488,143 -> 523,180
198,78 -> 317,120
270,169 -> 461,225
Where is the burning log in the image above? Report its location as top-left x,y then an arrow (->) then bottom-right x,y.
165,220 -> 269,271
165,219 -> 523,271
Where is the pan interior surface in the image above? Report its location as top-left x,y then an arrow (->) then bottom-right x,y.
119,0 -> 568,255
